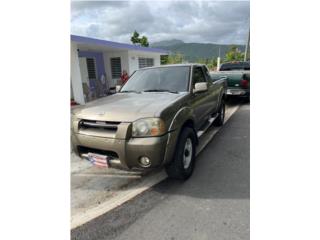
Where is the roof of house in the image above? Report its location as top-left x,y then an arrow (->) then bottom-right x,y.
71,35 -> 168,54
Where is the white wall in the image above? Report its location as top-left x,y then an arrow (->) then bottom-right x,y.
71,40 -> 164,104
70,42 -> 85,105
154,55 -> 161,66
102,50 -> 161,87
128,53 -> 139,75
103,51 -> 129,87
128,51 -> 162,75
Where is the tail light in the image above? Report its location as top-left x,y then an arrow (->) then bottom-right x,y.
240,79 -> 249,88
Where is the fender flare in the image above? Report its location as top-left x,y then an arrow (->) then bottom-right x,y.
163,107 -> 196,165
168,107 -> 195,132
216,87 -> 225,111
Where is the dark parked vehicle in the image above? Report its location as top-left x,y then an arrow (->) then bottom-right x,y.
210,61 -> 250,100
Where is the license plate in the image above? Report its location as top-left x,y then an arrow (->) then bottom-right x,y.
227,89 -> 242,95
88,152 -> 109,168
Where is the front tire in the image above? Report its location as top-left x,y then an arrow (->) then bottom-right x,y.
165,127 -> 196,180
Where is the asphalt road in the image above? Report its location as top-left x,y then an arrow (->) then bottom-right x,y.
72,103 -> 250,240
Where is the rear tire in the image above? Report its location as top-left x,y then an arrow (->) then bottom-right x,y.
214,98 -> 225,126
245,93 -> 250,103
165,127 -> 196,180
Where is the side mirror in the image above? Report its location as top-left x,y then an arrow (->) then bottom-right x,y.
116,85 -> 122,93
193,82 -> 208,93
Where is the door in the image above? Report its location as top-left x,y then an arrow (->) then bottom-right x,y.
79,57 -> 90,102
203,66 -> 219,113
79,57 -> 98,102
190,66 -> 210,130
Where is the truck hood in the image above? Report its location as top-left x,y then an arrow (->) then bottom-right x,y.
72,92 -> 187,122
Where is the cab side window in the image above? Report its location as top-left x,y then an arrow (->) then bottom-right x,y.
192,67 -> 206,86
202,66 -> 212,82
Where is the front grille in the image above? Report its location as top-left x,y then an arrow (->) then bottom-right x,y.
78,119 -> 120,131
77,146 -> 119,159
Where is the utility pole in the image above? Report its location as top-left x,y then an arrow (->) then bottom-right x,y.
217,47 -> 221,71
244,28 -> 250,61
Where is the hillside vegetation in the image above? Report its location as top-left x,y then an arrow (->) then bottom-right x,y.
151,39 -> 246,62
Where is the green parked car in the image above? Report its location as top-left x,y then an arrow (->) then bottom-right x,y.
210,61 -> 250,101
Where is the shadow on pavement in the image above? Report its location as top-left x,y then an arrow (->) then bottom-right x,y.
226,95 -> 249,106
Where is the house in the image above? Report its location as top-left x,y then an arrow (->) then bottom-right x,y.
71,35 -> 168,105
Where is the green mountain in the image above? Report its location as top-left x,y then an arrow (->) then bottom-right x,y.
151,39 -> 184,47
151,40 -> 245,62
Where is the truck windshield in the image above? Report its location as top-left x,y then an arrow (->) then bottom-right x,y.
219,62 -> 250,71
120,66 -> 190,93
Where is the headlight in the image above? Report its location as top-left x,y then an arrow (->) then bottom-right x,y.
132,118 -> 166,137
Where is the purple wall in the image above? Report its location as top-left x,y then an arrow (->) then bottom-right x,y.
78,51 -> 106,79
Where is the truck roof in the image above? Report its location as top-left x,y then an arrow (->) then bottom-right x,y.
138,63 -> 205,70
221,61 -> 250,64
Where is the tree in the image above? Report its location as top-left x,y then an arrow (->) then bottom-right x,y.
193,57 -> 217,71
130,30 -> 140,45
130,30 -> 149,47
224,45 -> 244,62
168,53 -> 184,64
206,58 -> 217,71
140,36 -> 149,47
161,55 -> 169,65
160,53 -> 184,65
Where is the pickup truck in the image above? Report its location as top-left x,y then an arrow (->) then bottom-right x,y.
71,64 -> 226,180
210,61 -> 250,100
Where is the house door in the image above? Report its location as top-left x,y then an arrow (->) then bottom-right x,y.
79,57 -> 98,102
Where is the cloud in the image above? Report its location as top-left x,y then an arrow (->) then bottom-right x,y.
71,0 -> 250,44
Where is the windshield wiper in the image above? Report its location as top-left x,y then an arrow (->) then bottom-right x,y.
143,89 -> 178,94
120,90 -> 141,93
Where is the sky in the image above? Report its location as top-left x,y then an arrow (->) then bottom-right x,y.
71,0 -> 250,45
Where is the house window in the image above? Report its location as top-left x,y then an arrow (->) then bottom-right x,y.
138,58 -> 154,69
110,57 -> 122,78
86,58 -> 96,79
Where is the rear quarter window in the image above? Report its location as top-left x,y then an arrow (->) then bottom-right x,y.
220,62 -> 250,71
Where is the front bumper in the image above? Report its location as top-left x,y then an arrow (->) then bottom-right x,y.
72,132 -> 169,170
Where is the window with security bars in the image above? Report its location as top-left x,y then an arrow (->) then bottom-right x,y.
138,58 -> 154,69
110,57 -> 122,78
86,58 -> 97,79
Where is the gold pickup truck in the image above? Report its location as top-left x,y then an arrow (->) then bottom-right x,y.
71,64 -> 226,180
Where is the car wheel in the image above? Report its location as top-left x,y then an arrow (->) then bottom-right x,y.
165,127 -> 196,180
214,99 -> 225,126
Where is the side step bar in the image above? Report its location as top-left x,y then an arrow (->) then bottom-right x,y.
197,113 -> 219,138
